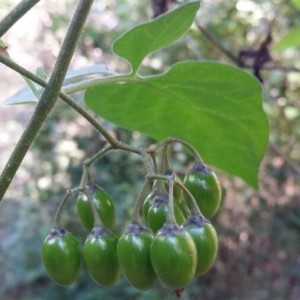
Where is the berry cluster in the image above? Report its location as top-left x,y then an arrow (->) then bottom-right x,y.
42,140 -> 222,296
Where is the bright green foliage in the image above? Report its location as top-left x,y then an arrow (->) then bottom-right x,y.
274,27 -> 300,51
292,0 -> 300,9
85,1 -> 269,188
113,1 -> 200,73
85,62 -> 269,188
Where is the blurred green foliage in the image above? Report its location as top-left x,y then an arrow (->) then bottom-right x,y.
0,0 -> 299,299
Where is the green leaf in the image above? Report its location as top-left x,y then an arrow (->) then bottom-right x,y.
292,0 -> 300,9
274,27 -> 300,52
3,86 -> 39,105
62,64 -> 113,85
36,66 -> 48,81
85,62 -> 269,188
3,64 -> 111,105
0,39 -> 6,47
22,77 -> 43,100
112,1 -> 200,73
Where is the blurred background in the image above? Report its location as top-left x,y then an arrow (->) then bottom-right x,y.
0,0 -> 299,299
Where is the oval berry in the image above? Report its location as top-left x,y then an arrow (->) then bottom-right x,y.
42,228 -> 81,286
117,222 -> 157,290
183,215 -> 218,276
184,162 -> 221,218
77,184 -> 115,230
83,226 -> 120,286
150,223 -> 197,288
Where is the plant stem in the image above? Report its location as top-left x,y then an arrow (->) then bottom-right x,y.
175,179 -> 205,218
161,144 -> 170,173
0,53 -> 44,83
0,54 -> 122,146
166,173 -> 176,224
61,96 -> 120,147
80,165 -> 91,189
153,137 -> 204,162
52,190 -> 72,228
84,186 -> 103,227
0,0 -> 95,201
142,150 -> 156,176
0,55 -> 145,153
83,144 -> 114,168
0,0 -> 41,37
0,52 -> 138,96
132,178 -> 151,222
196,23 -> 238,64
62,73 -> 139,94
79,144 -> 113,188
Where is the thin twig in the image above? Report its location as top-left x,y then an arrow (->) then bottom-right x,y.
269,142 -> 300,175
197,22 -> 300,173
196,23 -> 238,63
0,53 -> 142,151
0,0 -> 41,37
196,23 -> 300,73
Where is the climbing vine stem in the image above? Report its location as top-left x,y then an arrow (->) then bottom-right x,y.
0,0 -> 95,201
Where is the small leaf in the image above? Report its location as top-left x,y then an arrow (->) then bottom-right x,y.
63,64 -> 113,85
2,64 -> 111,105
3,86 -> 39,105
0,39 -> 9,56
274,27 -> 300,52
23,77 -> 43,99
85,62 -> 269,188
36,66 -> 48,81
113,1 -> 200,73
0,39 -> 6,47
